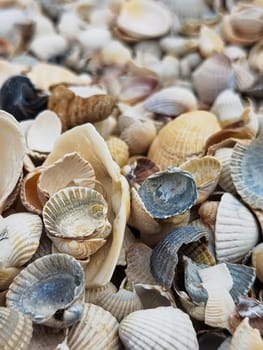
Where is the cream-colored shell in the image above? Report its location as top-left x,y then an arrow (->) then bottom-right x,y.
252,243 -> 263,283
214,147 -> 236,193
20,168 -> 43,215
199,26 -> 224,58
248,39 -> 263,72
106,137 -> 129,168
117,226 -> 136,266
29,33 -> 68,61
85,282 -> 117,304
230,317 -> 263,350
28,325 -> 65,350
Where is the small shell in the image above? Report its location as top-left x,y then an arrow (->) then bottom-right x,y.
119,307 -> 198,350
0,307 -> 33,350
159,36 -> 198,57
29,34 -> 68,61
252,243 -> 263,283
199,25 -> 224,58
6,254 -> 85,328
138,167 -> 197,219
214,147 -> 236,193
248,39 -> 263,73
180,156 -> 222,205
20,168 -> 43,215
106,137 -> 129,168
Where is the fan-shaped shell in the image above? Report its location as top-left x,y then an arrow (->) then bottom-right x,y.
214,147 -> 236,193
198,200 -> 219,232
85,282 -> 117,304
6,254 -> 85,328
0,307 -> 33,350
119,307 -> 198,350
148,110 -> 221,169
106,136 -> 129,168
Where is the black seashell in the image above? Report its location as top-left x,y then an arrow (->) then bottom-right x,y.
0,75 -> 48,121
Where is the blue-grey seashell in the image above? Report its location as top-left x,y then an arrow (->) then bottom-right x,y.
138,166 -> 198,219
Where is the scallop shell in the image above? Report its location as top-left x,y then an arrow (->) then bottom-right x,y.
180,156 -> 222,205
116,0 -> 172,39
143,86 -> 197,117
119,307 -> 198,350
43,187 -> 111,259
20,168 -> 43,215
67,303 -> 122,350
38,152 -> 96,205
0,307 -> 33,350
6,254 -> 85,328
85,282 -> 117,304
138,167 -> 197,219
214,147 -> 236,193
148,110 -> 221,169
0,110 -> 25,214
215,193 -> 260,263
192,53 -> 235,105
106,136 -> 129,168
230,317 -> 263,350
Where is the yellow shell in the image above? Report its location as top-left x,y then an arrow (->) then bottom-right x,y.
106,136 -> 129,168
148,111 -> 221,169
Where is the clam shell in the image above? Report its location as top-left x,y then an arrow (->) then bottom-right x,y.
138,167 -> 197,219
68,303 -> 122,350
119,307 -> 198,350
0,307 -> 33,350
0,110 -> 25,214
215,193 -> 260,263
6,254 -> 85,328
144,86 -> 197,116
106,136 -> 129,168
148,110 -> 221,169
180,156 -> 222,205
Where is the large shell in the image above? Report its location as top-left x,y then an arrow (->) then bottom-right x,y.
148,111 -> 221,169
6,254 -> 85,328
67,303 -> 122,350
0,110 -> 25,214
119,307 -> 198,350
43,187 -> 111,259
138,167 -> 197,218
0,307 -> 33,350
230,317 -> 263,349
215,193 -> 260,263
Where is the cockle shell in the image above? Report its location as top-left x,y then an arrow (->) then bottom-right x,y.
106,136 -> 129,168
0,307 -> 33,350
214,147 -> 237,193
148,110 -> 221,169
67,303 -> 122,350
119,307 -> 198,350
6,254 -> 85,328
143,86 -> 197,116
116,0 -> 172,40
215,193 -> 260,263
85,282 -> 117,304
180,156 -> 222,204
0,110 -> 25,214
138,167 -> 197,219
43,187 -> 111,259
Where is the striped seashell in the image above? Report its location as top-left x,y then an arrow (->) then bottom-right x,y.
85,282 -> 117,304
198,200 -> 219,232
214,147 -> 236,193
28,325 -> 65,350
106,136 -> 129,168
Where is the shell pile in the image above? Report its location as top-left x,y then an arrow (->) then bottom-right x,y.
0,0 -> 263,349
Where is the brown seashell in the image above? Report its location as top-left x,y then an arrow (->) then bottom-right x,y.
48,85 -> 116,131
199,200 -> 219,232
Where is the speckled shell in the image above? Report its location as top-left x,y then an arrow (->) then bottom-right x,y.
215,193 -> 260,263
180,156 -> 222,204
119,307 -> 198,350
6,254 -> 85,328
138,167 -> 198,219
106,136 -> 129,168
67,303 -> 122,350
148,110 -> 221,169
0,307 -> 33,350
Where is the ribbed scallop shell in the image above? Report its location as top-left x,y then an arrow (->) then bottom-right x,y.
144,87 -> 197,116
230,140 -> 263,210
85,282 -> 117,304
214,147 -> 236,193
106,136 -> 129,168
148,110 -> 221,169
198,200 -> 219,232
138,167 -> 197,219
38,152 -> 96,205
67,303 -> 122,350
6,254 -> 85,328
215,193 -> 260,263
0,307 -> 33,350
180,156 -> 222,205
119,307 -> 198,350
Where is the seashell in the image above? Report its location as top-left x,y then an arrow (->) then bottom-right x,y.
116,0 -> 172,40
199,25 -> 224,58
179,156 -> 222,205
6,254 -> 85,328
233,59 -> 256,92
230,139 -> 263,210
159,36 -> 198,57
38,152 -> 95,205
0,59 -> 28,89
223,45 -> 247,62
150,225 -> 209,288
138,167 -> 197,219
211,89 -> 244,127
0,76 -> 47,121
29,34 -> 68,61
180,235 -> 215,266
106,136 -> 129,168
134,283 -> 175,308
213,147 -> 236,193
28,325 -> 65,350
248,39 -> 263,73
20,167 -> 43,215
198,200 -> 219,232
179,52 -> 202,79
117,226 -> 136,266
120,118 -> 156,155
67,303 -> 122,350
252,243 -> 263,283
48,85 -> 116,131
148,110 -> 221,169
0,111 -> 25,214
241,74 -> 263,99
85,282 -> 117,304
215,193 -> 260,263
100,40 -> 132,66
0,306 -> 33,350
27,63 -> 91,91
192,53 -> 235,106
119,306 -> 198,350
94,115 -> 117,140
43,187 -> 111,260
144,86 -> 197,117
78,27 -> 112,56
229,317 -> 263,350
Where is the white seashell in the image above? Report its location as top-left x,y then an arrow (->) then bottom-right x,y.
214,147 -> 236,193
179,52 -> 202,79
57,12 -> 82,41
101,40 -> 132,66
29,34 -> 68,61
160,36 -> 198,57
233,59 -> 255,91
0,59 -> 28,89
199,26 -> 224,58
31,14 -> 56,37
248,39 -> 263,73
85,282 -> 117,304
78,27 -> 112,55
223,45 -> 247,62
89,7 -> 115,28
230,317 -> 263,350
154,55 -> 180,86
